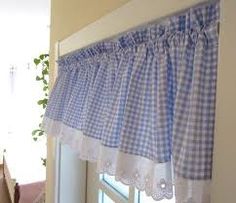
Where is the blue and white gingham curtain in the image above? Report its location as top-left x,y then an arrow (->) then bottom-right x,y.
43,1 -> 219,202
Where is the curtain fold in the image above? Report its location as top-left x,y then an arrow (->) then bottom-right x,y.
43,1 -> 219,202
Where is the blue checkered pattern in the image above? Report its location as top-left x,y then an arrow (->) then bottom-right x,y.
44,1 -> 219,180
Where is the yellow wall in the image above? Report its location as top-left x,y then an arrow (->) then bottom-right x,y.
48,0 -> 236,203
49,0 -> 129,73
212,0 -> 236,202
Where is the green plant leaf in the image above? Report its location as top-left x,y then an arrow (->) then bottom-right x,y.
37,100 -> 44,105
44,61 -> 49,67
34,58 -> 40,65
41,158 -> 46,166
43,86 -> 48,91
39,54 -> 45,60
42,69 -> 48,75
32,54 -> 49,162
38,99 -> 47,105
43,79 -> 48,85
38,131 -> 44,136
36,76 -> 41,81
32,129 -> 40,135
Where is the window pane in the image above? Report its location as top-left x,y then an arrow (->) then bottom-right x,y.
101,174 -> 129,198
139,191 -> 175,203
99,190 -> 115,203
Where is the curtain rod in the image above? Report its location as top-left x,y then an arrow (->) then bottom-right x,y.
60,0 -> 220,58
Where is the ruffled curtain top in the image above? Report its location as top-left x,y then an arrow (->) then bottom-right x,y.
43,1 -> 219,202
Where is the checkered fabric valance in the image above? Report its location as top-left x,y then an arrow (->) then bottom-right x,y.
43,1 -> 219,202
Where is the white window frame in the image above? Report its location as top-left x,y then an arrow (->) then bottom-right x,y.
86,163 -> 138,203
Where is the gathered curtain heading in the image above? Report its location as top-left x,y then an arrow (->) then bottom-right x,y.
43,1 -> 219,202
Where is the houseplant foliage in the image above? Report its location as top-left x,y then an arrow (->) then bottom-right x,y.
32,54 -> 49,166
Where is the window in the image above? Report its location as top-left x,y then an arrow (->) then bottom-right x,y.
96,174 -> 175,203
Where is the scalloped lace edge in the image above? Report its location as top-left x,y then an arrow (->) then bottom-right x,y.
43,117 -> 173,201
43,117 -> 212,202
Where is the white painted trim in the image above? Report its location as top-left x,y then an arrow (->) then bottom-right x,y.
54,40 -> 87,203
58,0 -> 217,56
99,181 -> 127,203
54,41 -> 61,203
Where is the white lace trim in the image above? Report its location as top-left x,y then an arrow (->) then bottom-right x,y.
43,117 -> 212,202
43,117 -> 173,200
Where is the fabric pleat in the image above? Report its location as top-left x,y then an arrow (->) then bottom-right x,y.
43,1 -> 219,202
